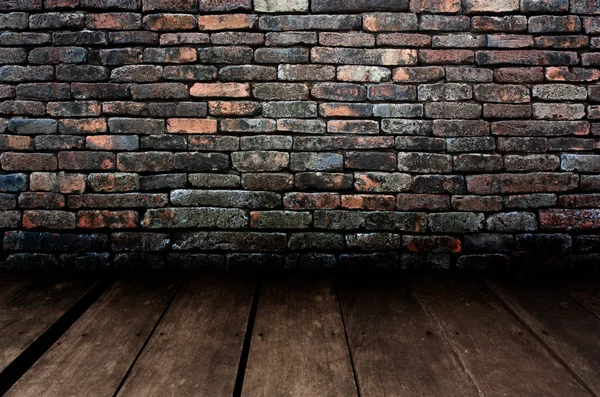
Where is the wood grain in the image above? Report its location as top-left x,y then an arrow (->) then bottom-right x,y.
0,275 -> 96,373
412,275 -> 591,397
338,276 -> 478,397
487,278 -> 600,395
242,275 -> 358,397
116,275 -> 255,397
5,277 -> 178,397
560,275 -> 600,319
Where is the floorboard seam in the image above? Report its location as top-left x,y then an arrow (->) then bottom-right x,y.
111,278 -> 184,397
409,278 -> 485,397
482,278 -> 599,397
232,278 -> 261,397
0,276 -> 114,396
333,277 -> 362,397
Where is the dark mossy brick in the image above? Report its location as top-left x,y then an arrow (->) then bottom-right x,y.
504,154 -> 560,172
463,234 -> 513,253
141,135 -> 187,150
424,103 -> 481,120
561,154 -> 600,172
253,83 -> 308,100
0,12 -> 28,29
130,83 -> 188,100
232,151 -> 289,172
16,83 -> 71,101
293,136 -> 393,151
241,173 -> 293,191
211,32 -> 264,46
315,210 -> 427,232
250,211 -> 311,229
167,254 -> 226,270
312,0 -> 407,12
220,65 -> 277,82
60,253 -> 111,271
454,154 -> 503,172
451,195 -> 503,212
0,65 -> 54,82
475,50 -> 579,66
28,47 -> 87,64
290,153 -> 343,172
173,152 -> 229,172
0,210 -> 21,228
163,65 -> 217,81
0,193 -> 17,210
574,235 -> 600,252
295,172 -> 353,191
108,117 -> 166,134
433,120 -> 489,137
240,136 -> 291,151
363,13 -> 418,33
143,0 -> 197,12
287,232 -> 344,250
35,136 -> 84,150
53,31 -> 107,46
47,101 -> 101,117
114,253 -> 165,270
428,212 -> 484,233
266,32 -> 317,46
111,232 -> 169,251
504,193 -> 557,209
486,212 -> 538,232
372,104 -> 422,118
226,253 -> 283,270
286,253 -> 337,268
139,173 -> 187,191
56,65 -> 109,82
29,12 -> 84,29
412,175 -> 465,194
381,119 -> 432,136
198,0 -> 251,11
397,152 -> 451,173
344,152 -> 396,171
172,231 -> 286,252
262,101 -> 317,119
0,48 -> 27,65
483,104 -> 532,119
0,32 -> 51,46
188,135 -> 239,151
96,48 -> 142,65
3,231 -> 109,252
72,83 -> 130,100
346,233 -> 402,251
0,101 -> 46,117
221,118 -> 277,133
516,233 -> 572,253
259,15 -> 361,31
2,253 -> 58,271
467,173 -> 579,195
18,192 -> 65,209
189,173 -> 240,188
117,152 -> 174,172
197,46 -> 253,64
312,83 -> 367,102
8,118 -> 57,135
254,48 -> 309,64
446,137 -> 495,153
110,65 -> 162,83
283,192 -> 340,210
148,102 -> 207,118
109,31 -> 159,45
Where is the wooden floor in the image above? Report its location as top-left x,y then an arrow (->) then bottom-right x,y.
1,272 -> 599,397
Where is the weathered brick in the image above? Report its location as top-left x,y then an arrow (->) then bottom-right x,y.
540,209 -> 600,231
198,14 -> 257,30
171,189 -> 280,209
86,13 -> 141,30
23,210 -> 76,229
143,13 -> 196,31
476,50 -> 579,66
314,210 -> 427,232
311,47 -> 417,66
250,211 -> 311,229
77,210 -> 138,229
467,173 -> 579,194
117,152 -> 173,172
241,173 -> 293,191
418,50 -> 474,65
420,15 -> 470,31
232,151 -> 288,172
377,33 -> 431,47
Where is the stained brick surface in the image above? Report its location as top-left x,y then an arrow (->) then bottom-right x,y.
1,0 -> 600,270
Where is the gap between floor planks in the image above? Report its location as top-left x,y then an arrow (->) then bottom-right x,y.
1,272 -> 599,397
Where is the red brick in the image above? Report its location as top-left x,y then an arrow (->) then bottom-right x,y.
77,210 -> 138,228
190,82 -> 250,98
198,14 -> 257,31
167,118 -> 218,134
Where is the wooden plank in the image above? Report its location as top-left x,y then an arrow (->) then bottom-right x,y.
412,275 -> 591,397
0,274 -> 97,373
116,275 -> 255,397
338,276 -> 478,397
242,275 -> 357,397
487,278 -> 600,395
560,275 -> 600,319
5,276 -> 178,397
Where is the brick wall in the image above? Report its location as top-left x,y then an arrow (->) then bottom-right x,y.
1,0 -> 600,270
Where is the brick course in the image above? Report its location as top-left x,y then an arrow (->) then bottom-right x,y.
1,0 -> 599,270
